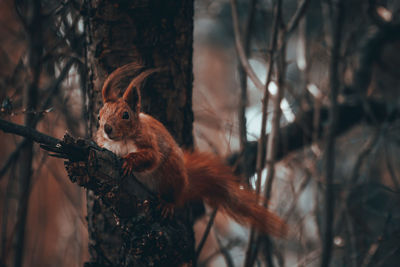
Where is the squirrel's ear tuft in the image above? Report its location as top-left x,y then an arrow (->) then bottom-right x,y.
102,63 -> 145,103
122,68 -> 158,112
102,81 -> 118,103
123,84 -> 141,113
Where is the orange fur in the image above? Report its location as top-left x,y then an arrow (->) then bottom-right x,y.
96,64 -> 287,237
183,152 -> 287,237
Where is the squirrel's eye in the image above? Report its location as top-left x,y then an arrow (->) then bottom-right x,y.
97,115 -> 100,121
122,111 -> 129,120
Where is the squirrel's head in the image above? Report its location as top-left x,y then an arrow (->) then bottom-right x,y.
98,83 -> 141,140
97,63 -> 156,141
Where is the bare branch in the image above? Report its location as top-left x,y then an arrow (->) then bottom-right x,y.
384,144 -> 400,191
0,141 -> 25,180
230,0 -> 264,91
333,128 -> 381,232
0,118 -> 60,147
261,10 -> 287,267
215,234 -> 235,267
33,59 -> 76,125
244,0 -> 282,265
286,0 -> 311,35
298,249 -> 322,266
320,0 -> 345,266
0,58 -> 74,182
194,208 -> 218,264
1,158 -> 17,261
199,238 -> 241,267
237,0 -> 257,150
343,206 -> 358,267
361,212 -> 393,267
349,128 -> 381,184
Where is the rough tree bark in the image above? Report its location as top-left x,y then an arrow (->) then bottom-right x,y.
83,1 -> 195,266
86,0 -> 194,146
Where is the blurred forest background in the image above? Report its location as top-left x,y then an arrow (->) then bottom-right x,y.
1,0 -> 400,266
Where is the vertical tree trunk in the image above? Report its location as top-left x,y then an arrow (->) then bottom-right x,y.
13,1 -> 42,267
84,1 -> 194,266
87,0 -> 194,147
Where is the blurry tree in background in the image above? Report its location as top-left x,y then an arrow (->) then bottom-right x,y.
0,0 -> 400,266
0,1 -> 88,266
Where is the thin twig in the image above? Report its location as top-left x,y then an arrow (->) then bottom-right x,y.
1,160 -> 17,261
349,128 -> 380,184
244,0 -> 282,264
333,127 -> 381,238
32,59 -> 76,125
286,0 -> 311,35
13,0 -> 28,30
283,173 -> 311,222
361,212 -> 393,267
256,2 -> 281,198
0,59 -> 73,182
230,0 -> 264,91
41,14 -> 81,61
321,0 -> 333,47
237,0 -> 257,151
215,234 -> 235,267
298,249 -> 322,266
345,207 -> 358,267
199,238 -> 241,267
384,142 -> 400,191
320,1 -> 345,266
0,141 -> 26,180
264,31 -> 286,209
261,18 -> 287,267
194,208 -> 218,264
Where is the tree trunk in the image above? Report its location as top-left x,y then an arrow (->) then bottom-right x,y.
84,1 -> 195,266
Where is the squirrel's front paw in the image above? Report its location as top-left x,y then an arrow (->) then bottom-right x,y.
122,154 -> 135,176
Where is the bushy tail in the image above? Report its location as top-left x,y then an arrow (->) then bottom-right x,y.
183,152 -> 288,237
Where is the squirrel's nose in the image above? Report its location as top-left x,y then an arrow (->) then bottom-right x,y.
104,124 -> 113,135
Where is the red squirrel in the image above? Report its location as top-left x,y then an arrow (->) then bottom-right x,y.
95,63 -> 287,237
